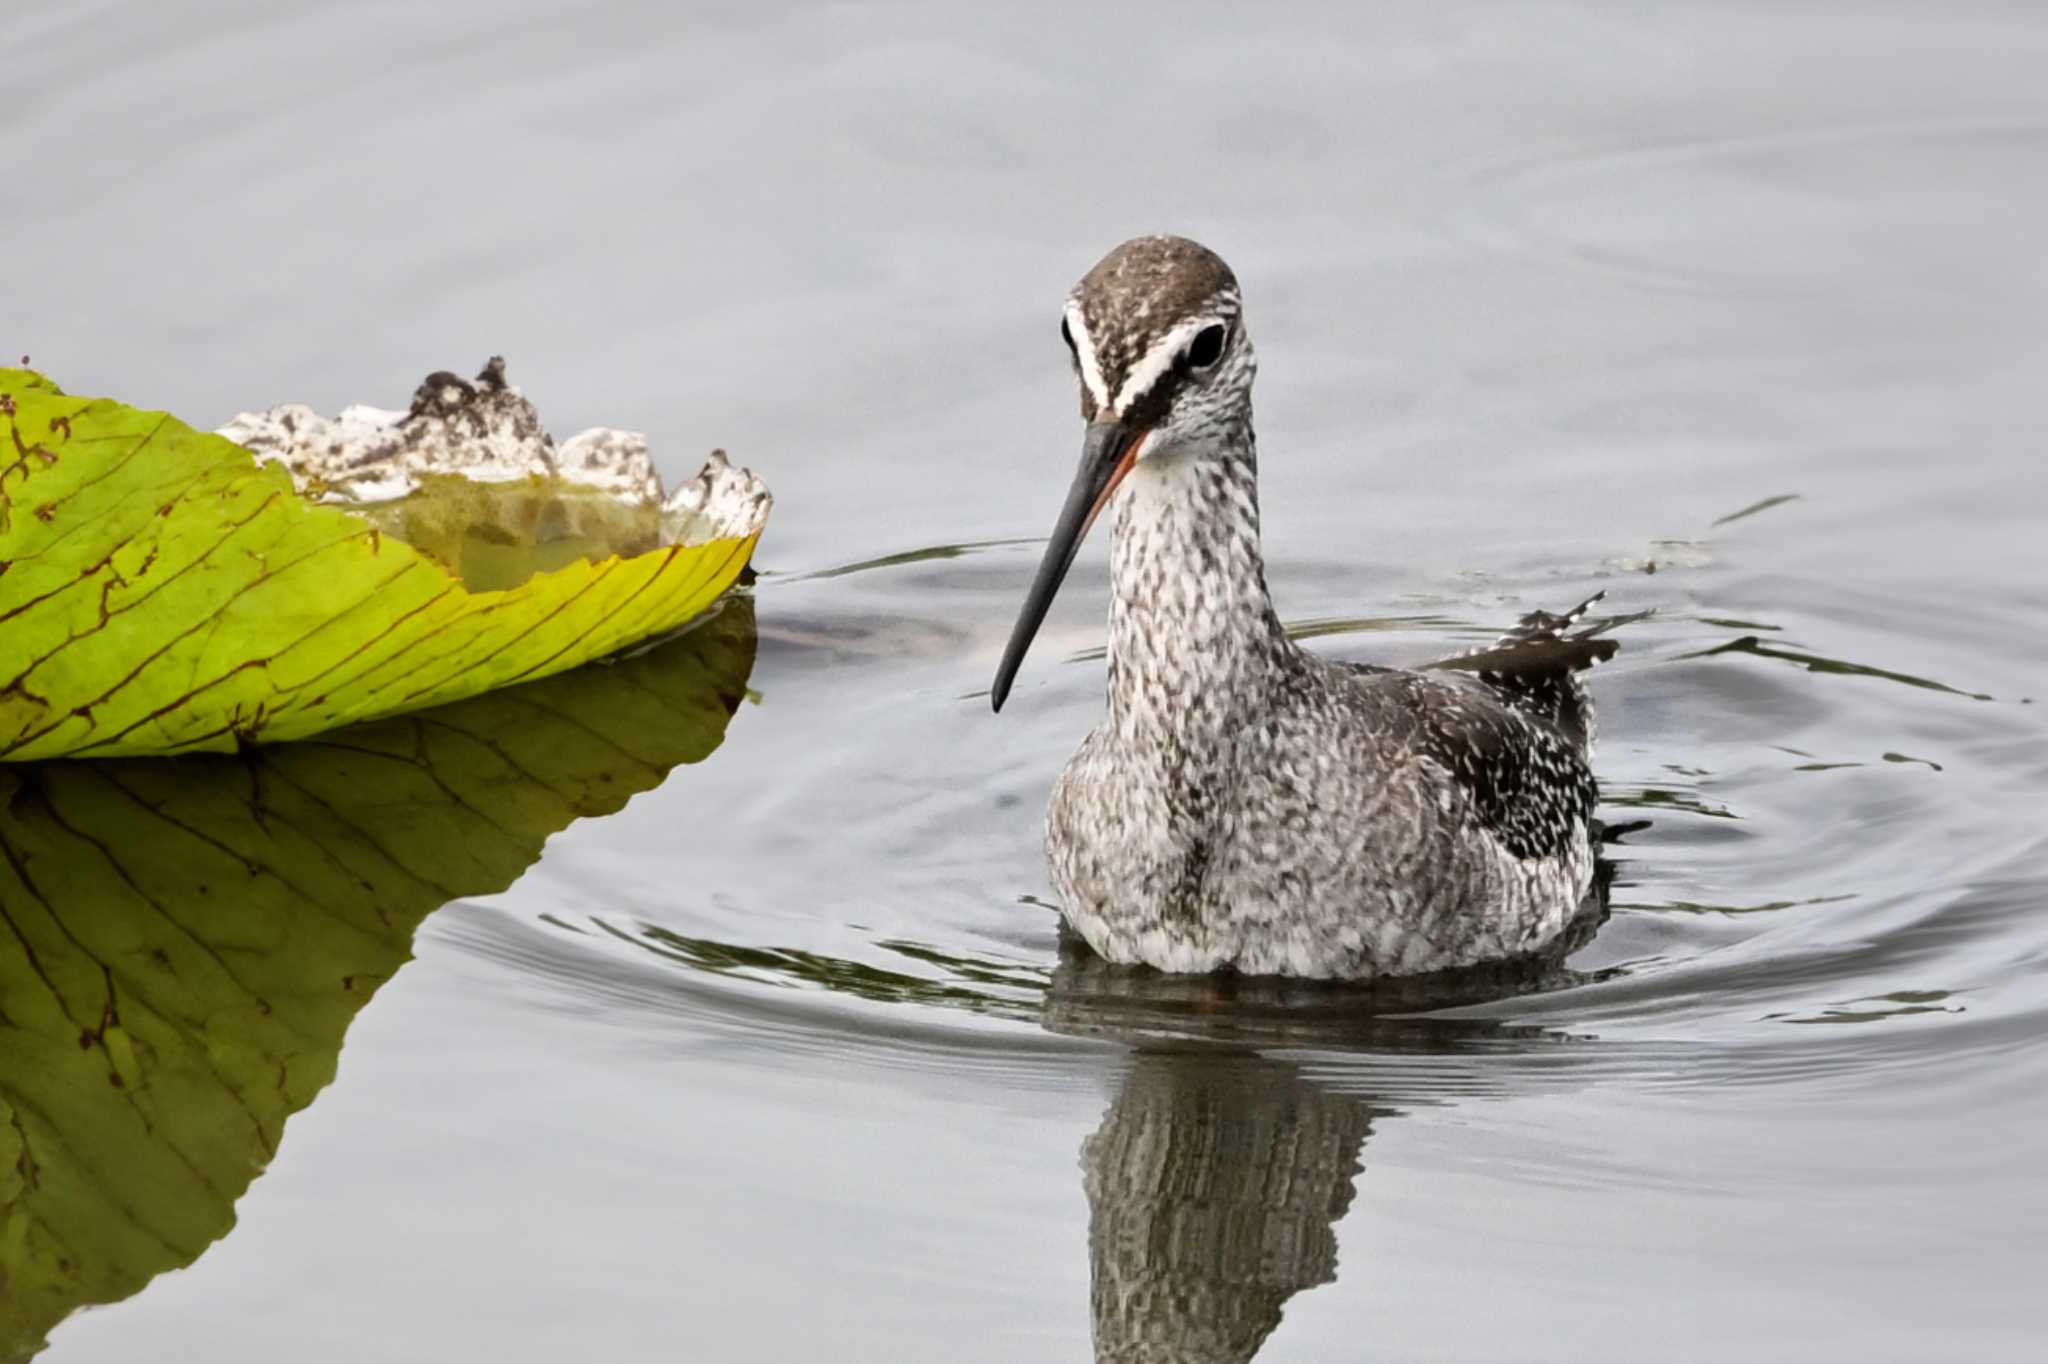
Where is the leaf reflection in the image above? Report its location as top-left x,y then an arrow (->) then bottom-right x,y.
0,599 -> 756,1359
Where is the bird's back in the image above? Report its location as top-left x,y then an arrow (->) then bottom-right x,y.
1327,592 -> 1617,872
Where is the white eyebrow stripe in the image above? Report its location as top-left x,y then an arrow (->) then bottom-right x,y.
1064,302 -> 1110,410
1112,317 -> 1214,415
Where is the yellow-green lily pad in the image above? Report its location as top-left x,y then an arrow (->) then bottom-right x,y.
0,367 -> 767,760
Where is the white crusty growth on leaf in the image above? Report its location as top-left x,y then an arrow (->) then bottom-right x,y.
218,356 -> 770,543
662,450 -> 771,547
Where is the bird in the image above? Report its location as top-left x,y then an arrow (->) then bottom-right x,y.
990,235 -> 1618,981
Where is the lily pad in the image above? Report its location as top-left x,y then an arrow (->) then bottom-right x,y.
0,366 -> 768,760
0,595 -> 755,1359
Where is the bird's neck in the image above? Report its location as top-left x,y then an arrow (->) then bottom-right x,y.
1105,430 -> 1292,738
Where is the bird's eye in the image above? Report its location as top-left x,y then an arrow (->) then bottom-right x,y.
1187,323 -> 1227,369
1061,317 -> 1077,353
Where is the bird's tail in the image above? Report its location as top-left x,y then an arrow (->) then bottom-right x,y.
1493,590 -> 1609,647
1430,591 -> 1621,747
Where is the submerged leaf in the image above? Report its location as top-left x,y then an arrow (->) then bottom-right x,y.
0,368 -> 767,760
345,473 -> 665,592
0,597 -> 755,1358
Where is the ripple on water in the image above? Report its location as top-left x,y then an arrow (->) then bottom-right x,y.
440,497 -> 2047,1123
1449,112 -> 2048,299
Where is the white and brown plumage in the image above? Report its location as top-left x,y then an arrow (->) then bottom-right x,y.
992,235 -> 1617,980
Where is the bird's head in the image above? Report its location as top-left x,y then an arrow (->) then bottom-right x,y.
993,236 -> 1255,711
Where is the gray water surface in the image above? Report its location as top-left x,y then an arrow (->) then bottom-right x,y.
12,2 -> 2048,1360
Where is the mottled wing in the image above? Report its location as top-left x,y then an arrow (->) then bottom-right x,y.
1406,673 -> 1601,863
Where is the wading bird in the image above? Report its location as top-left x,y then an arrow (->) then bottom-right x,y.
992,235 -> 1617,979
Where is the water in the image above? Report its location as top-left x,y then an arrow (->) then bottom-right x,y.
9,2 -> 2048,1359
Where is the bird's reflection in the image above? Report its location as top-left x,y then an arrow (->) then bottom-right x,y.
1048,891 -> 1607,1363
1081,1047 -> 1373,1364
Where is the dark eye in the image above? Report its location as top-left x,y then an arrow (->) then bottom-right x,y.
1060,317 -> 1076,353
1187,323 -> 1227,369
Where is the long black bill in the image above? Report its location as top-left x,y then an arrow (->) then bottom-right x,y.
991,421 -> 1147,712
